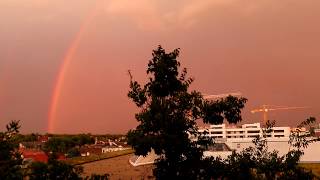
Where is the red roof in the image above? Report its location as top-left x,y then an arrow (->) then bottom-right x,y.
21,149 -> 48,163
38,135 -> 49,143
57,154 -> 66,161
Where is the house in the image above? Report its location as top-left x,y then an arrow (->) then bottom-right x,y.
315,128 -> 320,137
38,135 -> 49,143
101,142 -> 130,153
19,135 -> 49,150
19,141 -> 43,150
80,145 -> 102,156
21,149 -> 48,163
20,149 -> 66,163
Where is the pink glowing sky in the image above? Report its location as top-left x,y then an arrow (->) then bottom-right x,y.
0,0 -> 320,134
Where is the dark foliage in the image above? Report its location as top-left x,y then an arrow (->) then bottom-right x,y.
127,46 -> 247,179
67,147 -> 81,158
0,120 -> 23,180
12,133 -> 38,143
127,46 -> 320,179
44,134 -> 94,154
28,161 -> 50,180
28,155 -> 83,180
84,174 -> 110,180
204,119 -> 318,179
0,121 -> 87,179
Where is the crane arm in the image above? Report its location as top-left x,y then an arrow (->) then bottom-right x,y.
251,106 -> 309,114
266,106 -> 309,111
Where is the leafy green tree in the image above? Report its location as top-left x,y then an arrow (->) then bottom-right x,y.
28,160 -> 83,180
28,153 -> 83,180
221,119 -> 318,179
191,119 -> 318,180
47,159 -> 83,180
12,133 -> 38,143
289,117 -> 320,149
67,147 -> 81,158
0,121 -> 87,179
44,137 -> 68,153
127,46 -> 247,179
28,161 -> 50,180
84,174 -> 110,180
72,134 -> 95,146
127,46 -> 320,179
44,134 -> 94,154
0,120 -> 23,180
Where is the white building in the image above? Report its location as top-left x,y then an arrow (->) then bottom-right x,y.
102,146 -> 130,153
198,122 -> 320,162
199,123 -> 290,139
130,123 -> 320,166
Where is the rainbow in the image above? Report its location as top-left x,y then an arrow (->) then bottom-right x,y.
48,2 -> 100,133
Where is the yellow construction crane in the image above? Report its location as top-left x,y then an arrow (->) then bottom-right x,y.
251,105 -> 309,125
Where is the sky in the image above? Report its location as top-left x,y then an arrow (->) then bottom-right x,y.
0,0 -> 320,134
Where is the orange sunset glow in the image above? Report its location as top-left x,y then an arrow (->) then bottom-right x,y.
0,0 -> 320,133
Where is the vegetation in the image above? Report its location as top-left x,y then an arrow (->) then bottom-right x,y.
0,121 -> 110,180
65,149 -> 134,165
127,46 -> 247,179
201,119 -> 319,179
12,133 -> 38,142
1,46 -> 319,179
28,154 -> 83,180
94,134 -> 127,142
0,120 -> 23,179
44,134 -> 94,154
127,46 -> 320,179
300,163 -> 320,177
83,174 -> 109,180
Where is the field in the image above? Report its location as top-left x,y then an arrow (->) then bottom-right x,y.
299,163 -> 320,178
65,149 -> 134,165
70,151 -> 320,179
81,154 -> 154,179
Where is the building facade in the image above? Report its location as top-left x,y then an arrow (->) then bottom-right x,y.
199,123 -> 290,139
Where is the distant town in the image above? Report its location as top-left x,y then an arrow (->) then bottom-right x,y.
18,134 -> 131,164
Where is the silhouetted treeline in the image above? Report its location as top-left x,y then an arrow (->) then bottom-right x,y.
0,120 -> 109,179
127,46 -> 319,179
44,134 -> 94,155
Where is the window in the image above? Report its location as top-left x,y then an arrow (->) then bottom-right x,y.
211,131 -> 223,134
247,130 -> 260,134
248,135 -> 259,138
246,126 -> 258,128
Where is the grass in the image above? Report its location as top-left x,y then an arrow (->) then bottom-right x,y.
299,163 -> 320,177
65,149 -> 134,165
